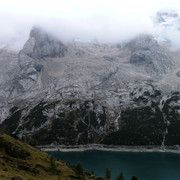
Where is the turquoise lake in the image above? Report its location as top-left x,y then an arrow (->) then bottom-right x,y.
48,150 -> 180,180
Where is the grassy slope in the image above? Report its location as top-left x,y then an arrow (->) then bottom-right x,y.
0,133 -> 104,180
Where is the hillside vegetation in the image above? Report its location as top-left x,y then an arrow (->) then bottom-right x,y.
0,132 -> 103,180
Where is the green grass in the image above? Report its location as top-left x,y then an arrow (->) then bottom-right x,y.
0,132 -> 103,180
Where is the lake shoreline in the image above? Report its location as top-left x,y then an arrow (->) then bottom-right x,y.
38,144 -> 180,153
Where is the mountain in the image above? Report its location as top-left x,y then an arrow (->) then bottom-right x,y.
22,27 -> 67,59
128,34 -> 173,74
152,9 -> 180,47
0,25 -> 180,147
153,9 -> 180,29
0,132 -> 102,180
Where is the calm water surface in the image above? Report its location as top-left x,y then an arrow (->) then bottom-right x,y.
48,150 -> 180,180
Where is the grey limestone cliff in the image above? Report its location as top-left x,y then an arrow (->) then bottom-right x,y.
23,27 -> 67,59
128,34 -> 173,75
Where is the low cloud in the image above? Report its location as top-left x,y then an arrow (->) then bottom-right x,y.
0,0 -> 180,51
0,14 -> 154,50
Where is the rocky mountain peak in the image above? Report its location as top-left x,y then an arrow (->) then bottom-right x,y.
128,34 -> 173,75
127,34 -> 159,51
22,26 -> 67,59
152,9 -> 180,43
154,9 -> 179,25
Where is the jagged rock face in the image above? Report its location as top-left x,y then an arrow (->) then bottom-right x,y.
128,34 -> 173,75
0,28 -> 68,123
161,92 -> 180,145
23,27 -> 67,59
0,49 -> 19,123
8,27 -> 68,98
1,27 -> 180,146
10,50 -> 42,97
128,34 -> 158,51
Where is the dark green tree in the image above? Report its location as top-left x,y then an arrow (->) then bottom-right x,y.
105,168 -> 111,179
116,172 -> 125,180
91,170 -> 95,175
131,176 -> 138,180
75,161 -> 85,177
50,155 -> 57,173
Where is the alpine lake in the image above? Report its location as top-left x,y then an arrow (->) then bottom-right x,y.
48,150 -> 180,180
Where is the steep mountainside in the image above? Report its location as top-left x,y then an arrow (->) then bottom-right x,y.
0,26 -> 180,147
0,132 -> 103,180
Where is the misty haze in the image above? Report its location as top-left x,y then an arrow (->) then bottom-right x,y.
0,0 -> 180,180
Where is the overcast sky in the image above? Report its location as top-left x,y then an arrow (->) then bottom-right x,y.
0,0 -> 180,50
